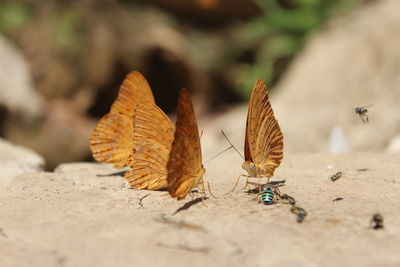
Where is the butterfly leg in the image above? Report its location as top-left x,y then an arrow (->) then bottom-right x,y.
193,178 -> 207,206
254,175 -> 263,199
253,191 -> 261,200
254,191 -> 263,203
198,181 -> 208,207
226,174 -> 247,194
203,178 -> 217,198
257,175 -> 262,195
245,181 -> 264,200
201,195 -> 208,207
242,176 -> 250,191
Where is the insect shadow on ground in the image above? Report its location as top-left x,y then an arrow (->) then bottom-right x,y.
174,197 -> 208,215
96,171 -> 126,177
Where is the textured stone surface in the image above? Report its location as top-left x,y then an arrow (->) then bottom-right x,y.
0,138 -> 45,189
0,153 -> 399,267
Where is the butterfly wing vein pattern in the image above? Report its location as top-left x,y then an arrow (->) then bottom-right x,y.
89,71 -> 156,168
254,117 -> 284,177
167,89 -> 205,200
110,71 -> 155,117
89,113 -> 133,168
125,104 -> 174,190
244,79 -> 284,178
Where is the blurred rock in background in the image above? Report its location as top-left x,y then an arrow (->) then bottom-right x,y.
0,34 -> 43,120
1,0 -> 396,169
0,137 -> 44,190
387,135 -> 400,153
272,0 -> 400,153
201,0 -> 400,158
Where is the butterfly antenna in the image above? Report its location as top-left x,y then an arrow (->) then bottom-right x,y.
221,130 -> 244,160
204,145 -> 234,165
200,130 -> 204,140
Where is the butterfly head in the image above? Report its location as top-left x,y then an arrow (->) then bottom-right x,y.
242,160 -> 257,176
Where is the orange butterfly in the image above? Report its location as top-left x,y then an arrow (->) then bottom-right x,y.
167,88 -> 206,200
229,79 -> 284,191
89,71 -> 173,190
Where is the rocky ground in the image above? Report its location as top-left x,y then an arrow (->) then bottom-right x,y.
1,140 -> 399,267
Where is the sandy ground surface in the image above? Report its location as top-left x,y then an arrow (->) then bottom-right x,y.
0,152 -> 399,267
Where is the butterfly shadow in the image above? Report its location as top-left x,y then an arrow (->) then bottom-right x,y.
173,197 -> 209,215
96,171 -> 126,177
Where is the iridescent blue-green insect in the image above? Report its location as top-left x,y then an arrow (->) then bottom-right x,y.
257,183 -> 284,205
261,187 -> 296,205
261,186 -> 276,205
248,181 -> 289,205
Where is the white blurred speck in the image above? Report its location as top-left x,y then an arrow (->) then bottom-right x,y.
329,126 -> 351,153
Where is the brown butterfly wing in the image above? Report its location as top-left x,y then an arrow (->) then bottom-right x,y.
253,116 -> 284,177
167,89 -> 205,200
244,115 -> 252,161
245,80 -> 274,161
245,79 -> 283,175
89,71 -> 155,167
110,71 -> 155,116
124,104 -> 174,190
89,113 -> 133,168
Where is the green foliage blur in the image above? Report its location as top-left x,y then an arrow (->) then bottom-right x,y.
233,0 -> 359,97
0,2 -> 32,35
0,1 -> 84,53
0,0 -> 360,100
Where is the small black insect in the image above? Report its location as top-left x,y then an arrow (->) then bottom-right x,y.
290,206 -> 307,223
330,171 -> 342,182
353,105 -> 372,124
333,197 -> 344,202
370,213 -> 384,229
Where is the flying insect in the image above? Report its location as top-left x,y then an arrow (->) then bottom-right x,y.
353,105 -> 372,124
